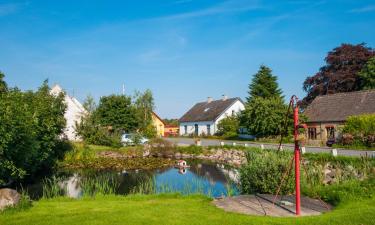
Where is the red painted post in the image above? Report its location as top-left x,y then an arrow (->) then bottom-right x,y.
294,106 -> 301,216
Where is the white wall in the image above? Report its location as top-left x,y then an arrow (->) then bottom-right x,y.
179,121 -> 215,136
215,100 -> 245,125
179,99 -> 245,136
50,85 -> 87,141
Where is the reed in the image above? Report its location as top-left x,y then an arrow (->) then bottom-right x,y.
80,173 -> 120,196
42,176 -> 65,198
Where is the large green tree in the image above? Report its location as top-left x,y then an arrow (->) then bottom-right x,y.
95,94 -> 138,132
358,57 -> 375,90
0,77 -> 68,184
241,65 -> 287,137
241,97 -> 287,137
246,65 -> 283,103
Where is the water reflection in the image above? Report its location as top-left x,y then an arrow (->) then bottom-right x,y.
27,160 -> 240,199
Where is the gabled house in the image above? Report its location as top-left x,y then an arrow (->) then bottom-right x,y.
179,96 -> 245,136
50,84 -> 87,141
304,90 -> 375,146
152,112 -> 165,137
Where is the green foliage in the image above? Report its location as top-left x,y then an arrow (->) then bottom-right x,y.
82,94 -> 96,113
246,65 -> 283,102
216,116 -> 240,138
240,150 -> 295,195
304,176 -> 375,206
358,56 -> 375,90
0,78 -> 70,185
134,89 -> 155,137
142,123 -> 157,139
0,71 -> 8,93
96,94 -> 138,132
76,95 -> 126,147
163,118 -> 179,126
241,97 -> 287,137
340,114 -> 375,148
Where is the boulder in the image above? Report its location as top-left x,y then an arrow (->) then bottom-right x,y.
0,188 -> 21,210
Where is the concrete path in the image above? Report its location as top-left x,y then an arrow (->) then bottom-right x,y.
164,137 -> 375,157
213,194 -> 332,217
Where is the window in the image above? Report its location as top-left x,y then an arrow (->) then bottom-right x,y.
194,124 -> 199,136
207,124 -> 211,135
232,110 -> 235,116
184,125 -> 187,134
308,127 -> 317,140
326,127 -> 335,139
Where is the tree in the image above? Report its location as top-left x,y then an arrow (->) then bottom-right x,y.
82,94 -> 97,114
247,65 -> 283,103
95,94 -> 138,132
216,116 -> 240,138
302,43 -> 374,106
0,71 -> 8,93
134,89 -> 155,137
358,57 -> 375,90
163,118 -> 179,126
0,78 -> 68,185
240,97 -> 287,137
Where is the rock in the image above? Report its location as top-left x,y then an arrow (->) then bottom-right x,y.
0,188 -> 21,210
142,149 -> 150,157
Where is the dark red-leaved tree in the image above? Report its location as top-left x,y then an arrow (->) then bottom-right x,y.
302,43 -> 374,107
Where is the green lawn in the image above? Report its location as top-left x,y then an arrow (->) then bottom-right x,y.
1,194 -> 374,225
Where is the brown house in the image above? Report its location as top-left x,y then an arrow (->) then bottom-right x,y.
304,90 -> 375,146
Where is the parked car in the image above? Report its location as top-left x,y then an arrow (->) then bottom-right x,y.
121,133 -> 149,146
326,138 -> 336,147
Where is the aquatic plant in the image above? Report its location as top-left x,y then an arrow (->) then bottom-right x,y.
42,176 -> 66,198
80,173 -> 120,196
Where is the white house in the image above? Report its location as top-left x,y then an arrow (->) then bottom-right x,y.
179,96 -> 245,136
50,84 -> 87,141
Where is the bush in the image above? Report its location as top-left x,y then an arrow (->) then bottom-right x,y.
340,114 -> 375,148
76,111 -> 122,148
0,79 -> 70,185
240,150 -> 295,195
216,116 -> 240,138
149,138 -> 176,157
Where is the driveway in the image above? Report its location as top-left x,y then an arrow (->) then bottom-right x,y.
164,137 -> 375,158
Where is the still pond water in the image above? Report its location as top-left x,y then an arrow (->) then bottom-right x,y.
26,160 -> 240,199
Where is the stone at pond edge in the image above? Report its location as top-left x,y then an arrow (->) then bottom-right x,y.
0,188 -> 21,210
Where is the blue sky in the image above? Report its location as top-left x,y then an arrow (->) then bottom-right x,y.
1,0 -> 375,118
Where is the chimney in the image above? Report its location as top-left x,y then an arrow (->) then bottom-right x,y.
207,97 -> 213,103
222,94 -> 228,101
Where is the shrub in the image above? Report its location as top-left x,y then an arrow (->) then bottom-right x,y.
240,150 -> 295,195
0,79 -> 70,185
216,116 -> 240,138
340,114 -> 375,148
149,138 -> 176,157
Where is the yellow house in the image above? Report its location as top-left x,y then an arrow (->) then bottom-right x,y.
152,112 -> 165,137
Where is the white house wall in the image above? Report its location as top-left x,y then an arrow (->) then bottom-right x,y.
179,99 -> 245,136
179,121 -> 215,136
50,85 -> 87,141
214,100 -> 245,128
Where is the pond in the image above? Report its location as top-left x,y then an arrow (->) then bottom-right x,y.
25,160 -> 240,199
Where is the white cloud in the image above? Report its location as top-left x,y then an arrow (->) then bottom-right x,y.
349,5 -> 375,13
155,0 -> 262,20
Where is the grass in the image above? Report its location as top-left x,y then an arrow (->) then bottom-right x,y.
0,193 -> 374,225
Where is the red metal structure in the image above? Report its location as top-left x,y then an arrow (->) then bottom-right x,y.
292,96 -> 301,216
